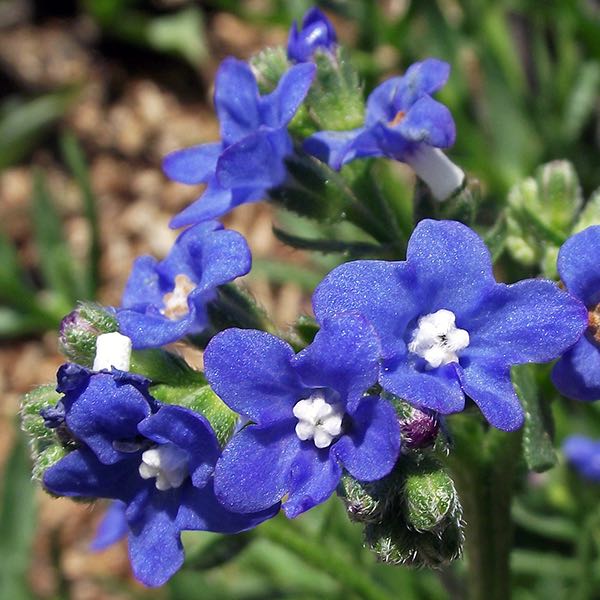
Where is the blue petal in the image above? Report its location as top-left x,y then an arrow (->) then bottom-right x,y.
215,58 -> 260,146
303,128 -> 368,170
466,279 -> 587,365
366,77 -> 403,125
127,493 -> 183,587
292,314 -> 381,410
91,501 -> 128,550
56,363 -> 92,394
65,373 -> 152,464
120,256 -> 164,313
558,226 -> 600,306
398,96 -> 456,148
313,260 -> 419,359
162,143 -> 222,185
456,361 -> 524,431
405,219 -> 496,316
204,329 -> 303,425
552,336 -> 600,401
332,395 -> 400,481
177,480 -> 278,532
401,59 -> 451,101
287,8 -> 337,63
262,63 -> 316,127
170,182 -> 235,229
216,128 -> 292,191
285,446 -> 342,517
214,420 -> 300,513
138,405 -> 220,488
563,435 -> 600,481
379,362 -> 465,414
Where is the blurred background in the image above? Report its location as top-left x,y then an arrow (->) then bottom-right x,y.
1,1 -> 600,598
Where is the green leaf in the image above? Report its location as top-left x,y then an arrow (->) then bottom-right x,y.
184,533 -> 254,570
251,258 -> 323,292
512,364 -> 557,473
563,61 -> 600,141
482,213 -> 507,262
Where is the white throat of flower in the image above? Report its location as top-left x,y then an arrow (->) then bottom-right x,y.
161,274 -> 196,320
138,443 -> 189,491
408,309 -> 469,369
93,331 -> 132,371
405,146 -> 465,202
293,390 -> 344,449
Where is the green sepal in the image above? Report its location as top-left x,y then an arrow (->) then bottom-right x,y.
32,445 -> 68,482
21,384 -> 61,442
433,177 -> 480,225
573,187 -> 600,232
250,46 -> 290,94
338,475 -> 385,524
512,364 -> 557,473
292,315 -> 319,347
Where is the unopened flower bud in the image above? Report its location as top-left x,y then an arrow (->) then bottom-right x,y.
399,406 -> 440,451
338,475 -> 384,524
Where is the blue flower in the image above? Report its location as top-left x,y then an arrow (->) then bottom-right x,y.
563,435 -> 600,482
117,221 -> 251,349
287,7 -> 337,63
91,501 -> 128,551
205,314 -> 401,518
304,59 -> 464,200
552,226 -> 600,401
313,219 -> 587,431
43,366 -> 277,587
163,58 -> 315,227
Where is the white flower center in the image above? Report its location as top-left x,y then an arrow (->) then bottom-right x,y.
408,309 -> 469,369
161,274 -> 196,320
93,332 -> 132,371
292,390 -> 344,449
138,443 -> 189,491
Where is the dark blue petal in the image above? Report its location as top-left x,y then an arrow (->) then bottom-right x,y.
287,7 -> 337,63
204,329 -> 303,425
379,362 -> 465,414
558,226 -> 600,306
214,421 -> 300,513
91,501 -> 128,550
162,142 -> 222,185
261,63 -> 316,127
177,480 -> 278,532
552,336 -> 600,401
121,255 -> 164,310
313,260 -> 419,359
302,128 -> 367,169
215,58 -> 260,146
64,373 -> 152,463
170,182 -> 235,229
127,493 -> 183,587
56,362 -> 92,394
137,405 -> 220,488
456,361 -> 524,431
216,128 -> 292,191
405,219 -> 495,316
292,314 -> 381,410
466,279 -> 587,365
398,96 -> 455,148
332,395 -> 400,481
285,446 -> 342,517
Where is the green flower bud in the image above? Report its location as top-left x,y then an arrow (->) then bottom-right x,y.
250,46 -> 290,94
58,303 -> 119,366
21,384 -> 60,442
338,475 -> 384,524
574,187 -> 600,233
32,444 -> 68,482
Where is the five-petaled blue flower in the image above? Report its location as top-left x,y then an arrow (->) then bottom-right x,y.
304,59 -> 464,200
163,58 -> 315,227
117,221 -> 250,349
563,435 -> 600,482
552,226 -> 600,401
43,365 -> 277,587
313,219 -> 587,431
204,314 -> 401,518
287,7 -> 337,63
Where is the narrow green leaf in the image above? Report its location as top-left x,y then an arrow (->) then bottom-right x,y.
482,214 -> 507,262
563,61 -> 600,141
184,533 -> 254,571
251,258 -> 323,292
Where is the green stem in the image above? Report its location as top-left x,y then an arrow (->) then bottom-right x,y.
260,518 -> 393,600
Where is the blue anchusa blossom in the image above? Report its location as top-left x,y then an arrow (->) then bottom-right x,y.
313,219 -> 587,432
163,58 -> 315,227
42,364 -> 277,586
563,435 -> 600,482
552,226 -> 600,401
117,221 -> 250,349
304,59 -> 464,200
287,7 -> 337,63
204,314 -> 401,518
91,500 -> 128,551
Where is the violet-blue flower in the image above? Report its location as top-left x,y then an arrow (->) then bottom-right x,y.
163,58 -> 315,227
552,226 -> 600,401
563,435 -> 600,482
117,221 -> 250,349
287,7 -> 337,63
304,59 -> 464,200
313,219 -> 587,431
42,365 -> 277,586
205,314 -> 401,518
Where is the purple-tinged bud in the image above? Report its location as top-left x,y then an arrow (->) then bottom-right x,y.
287,7 -> 337,63
58,303 -> 119,367
399,405 -> 440,450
